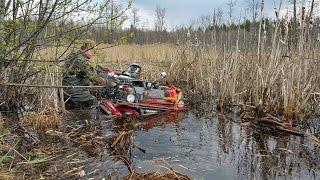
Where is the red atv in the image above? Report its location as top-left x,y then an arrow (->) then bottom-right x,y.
98,64 -> 188,117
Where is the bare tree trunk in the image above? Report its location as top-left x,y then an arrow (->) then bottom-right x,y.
257,1 -> 264,61
293,0 -> 297,47
59,75 -> 65,112
0,0 -> 4,21
309,0 -> 315,18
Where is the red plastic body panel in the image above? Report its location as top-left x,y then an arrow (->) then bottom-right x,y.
116,106 -> 140,116
100,100 -> 122,117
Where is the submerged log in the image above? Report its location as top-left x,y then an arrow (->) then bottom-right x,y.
244,113 -> 305,137
254,116 -> 305,137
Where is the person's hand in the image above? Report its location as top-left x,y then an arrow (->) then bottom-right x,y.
105,78 -> 118,88
96,77 -> 106,85
85,49 -> 94,59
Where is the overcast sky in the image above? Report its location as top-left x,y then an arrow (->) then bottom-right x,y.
117,0 -> 319,30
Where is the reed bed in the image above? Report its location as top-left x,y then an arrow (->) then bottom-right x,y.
95,42 -> 319,121
91,2 -> 320,122
35,33 -> 320,124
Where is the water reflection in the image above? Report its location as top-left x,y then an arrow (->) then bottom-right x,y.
65,110 -> 320,179
140,112 -> 184,131
232,125 -> 319,180
131,113 -> 319,179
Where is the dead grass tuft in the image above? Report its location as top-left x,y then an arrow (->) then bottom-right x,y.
126,171 -> 191,180
0,171 -> 16,180
23,106 -> 62,131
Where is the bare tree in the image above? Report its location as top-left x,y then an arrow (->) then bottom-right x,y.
227,0 -> 237,24
0,0 -> 129,113
309,0 -> 315,17
0,0 -> 6,22
200,15 -> 211,45
248,0 -> 259,22
200,15 -> 211,28
155,5 -> 166,31
132,7 -> 140,29
105,0 -> 127,32
216,8 -> 224,25
291,0 -> 298,46
211,9 -> 218,47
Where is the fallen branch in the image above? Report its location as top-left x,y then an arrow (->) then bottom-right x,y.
248,115 -> 305,137
276,126 -> 305,137
0,83 -> 105,89
257,118 -> 288,128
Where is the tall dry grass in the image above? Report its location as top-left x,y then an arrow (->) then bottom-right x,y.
36,33 -> 319,121
89,2 -> 320,121
94,44 -> 176,80
93,40 -> 319,120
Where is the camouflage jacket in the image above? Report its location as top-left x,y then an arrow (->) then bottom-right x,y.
63,52 -> 101,85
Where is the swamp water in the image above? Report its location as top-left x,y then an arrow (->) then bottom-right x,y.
59,110 -> 320,180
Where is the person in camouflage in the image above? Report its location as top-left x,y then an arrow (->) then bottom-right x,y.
63,40 -> 106,108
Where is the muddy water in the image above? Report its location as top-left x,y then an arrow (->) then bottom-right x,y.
74,111 -> 320,179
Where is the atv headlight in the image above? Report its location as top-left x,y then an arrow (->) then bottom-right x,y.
146,82 -> 152,89
126,94 -> 135,103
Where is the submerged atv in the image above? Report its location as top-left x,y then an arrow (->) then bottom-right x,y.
98,64 -> 187,117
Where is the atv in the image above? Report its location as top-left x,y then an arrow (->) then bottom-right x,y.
98,64 -> 188,117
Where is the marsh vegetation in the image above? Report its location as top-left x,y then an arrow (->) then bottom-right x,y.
0,0 -> 320,179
